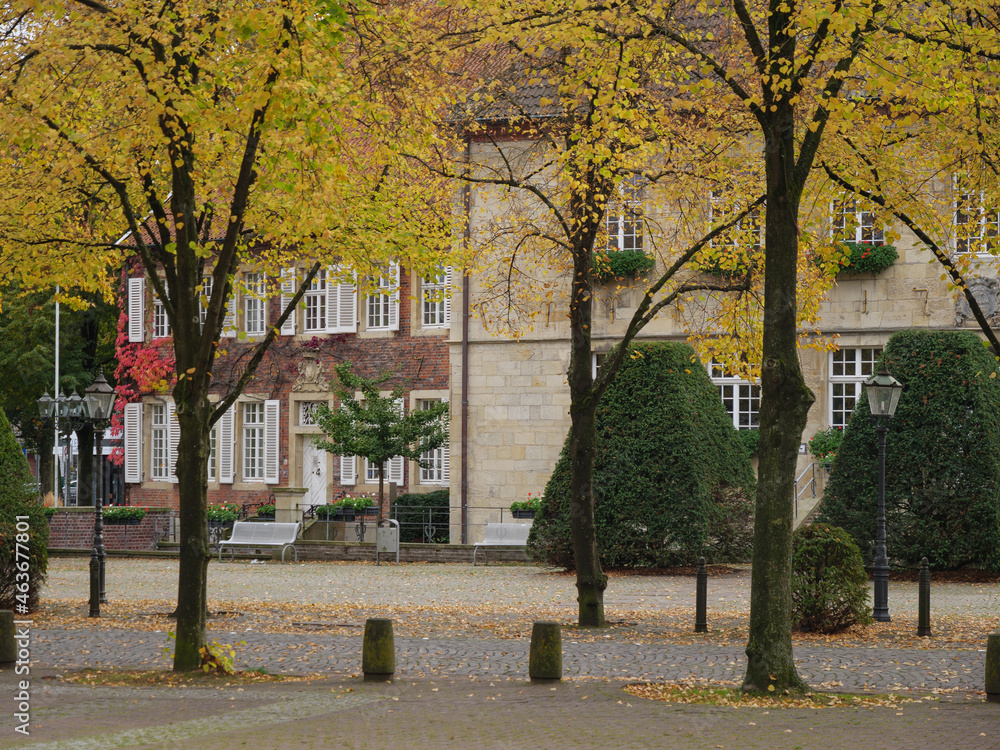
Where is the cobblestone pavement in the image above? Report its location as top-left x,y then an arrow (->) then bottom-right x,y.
4,558 -> 998,749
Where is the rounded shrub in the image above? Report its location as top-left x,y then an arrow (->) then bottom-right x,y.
0,406 -> 49,612
528,342 -> 756,569
393,490 -> 449,543
792,524 -> 872,633
819,330 -> 1000,571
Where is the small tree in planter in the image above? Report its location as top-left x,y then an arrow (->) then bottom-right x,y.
312,362 -> 449,520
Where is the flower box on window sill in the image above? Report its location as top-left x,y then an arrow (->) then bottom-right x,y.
834,242 -> 898,275
592,249 -> 656,282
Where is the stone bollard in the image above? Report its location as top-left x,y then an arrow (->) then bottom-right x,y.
695,557 -> 708,633
362,618 -> 395,681
987,634 -> 1000,703
528,621 -> 562,681
917,557 -> 931,637
0,610 -> 15,665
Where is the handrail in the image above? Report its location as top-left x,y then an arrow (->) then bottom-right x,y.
794,462 -> 818,518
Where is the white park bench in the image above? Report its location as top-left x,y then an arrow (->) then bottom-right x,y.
472,522 -> 532,566
217,521 -> 301,563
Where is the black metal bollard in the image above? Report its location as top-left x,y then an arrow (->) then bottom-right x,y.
987,634 -> 1000,703
88,550 -> 101,618
695,557 -> 708,633
0,610 -> 15,664
917,557 -> 931,637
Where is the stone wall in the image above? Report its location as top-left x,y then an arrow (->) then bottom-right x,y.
47,508 -> 174,551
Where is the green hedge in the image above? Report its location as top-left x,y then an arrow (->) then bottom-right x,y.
394,490 -> 449,543
527,342 -> 756,569
0,406 -> 49,612
819,330 -> 1000,570
792,524 -> 872,633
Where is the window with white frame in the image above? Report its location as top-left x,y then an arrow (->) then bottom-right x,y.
199,275 -> 213,329
242,402 -> 265,481
150,404 -> 169,479
832,197 -> 884,245
954,177 -> 1000,254
304,270 -> 327,331
830,347 -> 883,427
418,399 -> 448,484
709,361 -> 759,430
710,189 -> 762,251
153,297 -> 171,339
207,425 -> 217,482
244,273 -> 266,336
367,264 -> 399,330
422,268 -> 450,328
592,352 -> 606,380
606,179 -> 643,253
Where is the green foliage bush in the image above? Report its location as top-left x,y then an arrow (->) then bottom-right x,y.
792,524 -> 872,633
255,503 -> 275,518
592,249 -> 656,282
808,426 -> 844,463
0,406 -> 49,612
528,342 -> 756,569
394,490 -> 449,543
735,428 -> 759,458
819,330 -> 1000,570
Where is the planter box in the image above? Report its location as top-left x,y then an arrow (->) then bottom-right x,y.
104,517 -> 142,525
511,510 -> 536,519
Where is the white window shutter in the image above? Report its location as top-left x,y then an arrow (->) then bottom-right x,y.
167,401 -> 181,483
222,281 -> 237,337
340,455 -> 356,485
443,266 -> 452,325
280,268 -> 296,335
389,455 -> 404,485
218,406 -> 235,484
128,277 -> 145,343
124,403 -> 143,483
325,267 -> 338,332
339,272 -> 357,333
388,262 -> 400,331
263,399 -> 280,485
441,396 -> 450,483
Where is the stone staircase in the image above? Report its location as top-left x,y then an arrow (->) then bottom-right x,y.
792,463 -> 830,530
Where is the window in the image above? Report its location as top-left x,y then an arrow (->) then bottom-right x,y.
833,197 -> 884,245
955,178 -> 1000,254
418,399 -> 449,484
830,347 -> 883,427
592,352 -> 606,380
199,275 -> 213,330
709,361 -> 759,430
367,263 -> 399,331
710,190 -> 762,251
244,272 -> 266,336
365,456 -> 404,484
299,401 -> 324,426
606,179 -> 643,253
422,268 -> 451,328
152,297 -> 171,339
304,270 -> 327,332
243,402 -> 265,481
207,426 -> 217,482
150,404 -> 169,480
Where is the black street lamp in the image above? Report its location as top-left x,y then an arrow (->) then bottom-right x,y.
37,371 -> 116,618
863,366 -> 904,623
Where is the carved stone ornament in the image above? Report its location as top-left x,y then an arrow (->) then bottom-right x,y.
955,277 -> 1000,327
292,352 -> 330,392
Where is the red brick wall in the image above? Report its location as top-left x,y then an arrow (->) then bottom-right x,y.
47,509 -> 173,551
126,265 -> 450,512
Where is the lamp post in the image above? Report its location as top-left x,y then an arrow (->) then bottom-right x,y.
863,366 -> 904,623
37,372 -> 115,618
84,369 -> 116,611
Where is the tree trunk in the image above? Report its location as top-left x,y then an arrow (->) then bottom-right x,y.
743,98 -> 812,693
172,397 -> 212,672
77,423 -> 94,507
378,465 -> 386,522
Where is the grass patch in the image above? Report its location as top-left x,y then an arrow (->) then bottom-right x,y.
624,682 -> 935,709
59,669 -> 317,687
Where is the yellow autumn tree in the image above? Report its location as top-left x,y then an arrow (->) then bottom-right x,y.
0,0 -> 462,670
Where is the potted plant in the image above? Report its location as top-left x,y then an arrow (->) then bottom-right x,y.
103,506 -> 147,525
255,503 -> 276,520
510,494 -> 542,519
592,249 -> 656,282
207,502 -> 240,527
329,498 -> 356,522
352,497 -> 377,518
809,426 -> 844,468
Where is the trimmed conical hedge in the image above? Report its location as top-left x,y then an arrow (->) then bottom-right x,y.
527,341 -> 756,569
0,405 -> 49,611
819,330 -> 1000,571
